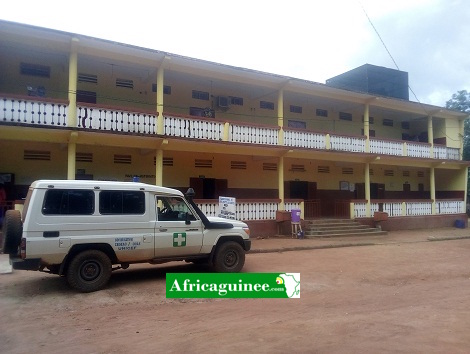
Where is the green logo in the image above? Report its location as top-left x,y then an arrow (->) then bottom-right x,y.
173,233 -> 186,247
166,273 -> 300,298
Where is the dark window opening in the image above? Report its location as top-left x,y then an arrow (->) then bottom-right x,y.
192,90 -> 209,100
77,90 -> 97,104
42,189 -> 94,215
290,105 -> 302,114
99,191 -> 145,214
260,101 -> 274,110
20,62 -> 50,78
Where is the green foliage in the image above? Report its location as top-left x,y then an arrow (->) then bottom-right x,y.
446,90 -> 470,113
446,90 -> 470,160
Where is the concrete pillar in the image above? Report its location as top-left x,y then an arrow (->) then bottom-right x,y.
430,167 -> 436,214
67,132 -> 78,180
155,149 -> 163,186
428,116 -> 434,157
365,163 -> 371,217
459,119 -> 465,159
325,133 -> 331,150
278,156 -> 285,210
223,122 -> 230,141
156,66 -> 164,134
277,89 -> 284,146
364,103 -> 370,152
67,38 -> 79,127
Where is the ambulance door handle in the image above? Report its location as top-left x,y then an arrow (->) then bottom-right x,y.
158,228 -> 168,232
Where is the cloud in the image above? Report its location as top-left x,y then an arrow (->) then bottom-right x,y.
348,0 -> 470,105
1,0 -> 468,107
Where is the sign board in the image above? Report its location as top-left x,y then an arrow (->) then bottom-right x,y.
218,196 -> 236,220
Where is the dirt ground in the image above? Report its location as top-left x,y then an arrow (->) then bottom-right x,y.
1,238 -> 470,354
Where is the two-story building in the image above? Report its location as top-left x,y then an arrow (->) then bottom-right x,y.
0,20 -> 468,235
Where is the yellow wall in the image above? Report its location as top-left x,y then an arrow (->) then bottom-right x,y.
0,140 -> 68,185
444,119 -> 461,148
435,169 -> 463,191
0,45 -> 68,99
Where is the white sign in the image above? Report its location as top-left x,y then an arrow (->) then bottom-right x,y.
218,196 -> 236,220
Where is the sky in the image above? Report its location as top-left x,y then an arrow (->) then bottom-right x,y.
1,0 -> 469,108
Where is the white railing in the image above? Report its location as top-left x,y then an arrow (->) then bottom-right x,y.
163,114 -> 223,140
196,201 -> 279,221
407,142 -> 431,158
354,202 -> 367,218
446,147 -> 460,160
369,138 -> 404,156
330,135 -> 366,152
78,106 -> 156,134
405,201 -> 432,216
353,200 -> 464,218
284,129 -> 326,149
371,202 -> 403,217
434,146 -> 460,160
1,96 -> 68,126
433,145 -> 447,159
284,201 -> 301,212
230,124 -> 278,145
436,200 -> 465,214
1,96 -> 463,163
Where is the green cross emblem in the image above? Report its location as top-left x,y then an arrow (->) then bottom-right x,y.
173,233 -> 186,247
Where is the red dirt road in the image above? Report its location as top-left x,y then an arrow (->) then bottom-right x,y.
1,239 -> 470,353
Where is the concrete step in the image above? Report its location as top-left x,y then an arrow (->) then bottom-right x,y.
306,224 -> 370,231
305,227 -> 384,235
302,218 -> 386,238
304,230 -> 388,238
306,219 -> 354,225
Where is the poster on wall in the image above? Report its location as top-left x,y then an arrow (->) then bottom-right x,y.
218,196 -> 236,220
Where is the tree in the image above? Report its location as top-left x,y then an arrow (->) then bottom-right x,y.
446,90 -> 470,160
446,90 -> 470,113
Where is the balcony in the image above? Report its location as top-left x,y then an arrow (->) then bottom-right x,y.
0,95 -> 461,161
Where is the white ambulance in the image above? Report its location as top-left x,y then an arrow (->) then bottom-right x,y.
2,180 -> 251,292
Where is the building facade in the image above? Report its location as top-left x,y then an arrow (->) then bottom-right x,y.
0,20 -> 468,234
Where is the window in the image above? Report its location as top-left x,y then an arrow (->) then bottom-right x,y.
231,161 -> 247,170
195,159 -> 213,168
339,112 -> 352,121
316,109 -> 328,117
116,78 -> 134,89
189,107 -> 215,118
383,119 -> 394,127
192,90 -> 209,100
401,121 -> 410,130
77,90 -> 97,104
291,164 -> 306,172
156,196 -> 196,221
288,120 -> 306,129
263,163 -> 277,171
290,105 -> 302,114
99,191 -> 145,214
78,73 -> 98,84
318,166 -> 330,173
20,62 -> 50,78
114,154 -> 132,164
260,101 -> 274,110
151,84 -> 172,94
24,150 -> 50,161
42,189 -> 94,215
76,152 -> 93,163
230,96 -> 243,106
